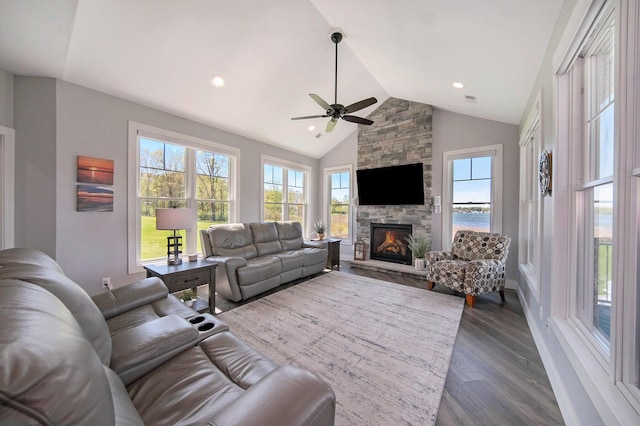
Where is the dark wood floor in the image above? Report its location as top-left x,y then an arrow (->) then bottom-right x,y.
211,264 -> 565,425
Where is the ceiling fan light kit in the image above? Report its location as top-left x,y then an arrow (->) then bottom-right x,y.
291,31 -> 377,133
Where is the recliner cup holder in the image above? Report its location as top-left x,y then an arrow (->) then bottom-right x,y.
198,322 -> 214,332
189,316 -> 205,324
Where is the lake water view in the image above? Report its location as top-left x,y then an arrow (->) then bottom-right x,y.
452,211 -> 490,237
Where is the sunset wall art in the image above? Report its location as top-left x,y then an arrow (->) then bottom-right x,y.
77,184 -> 113,212
77,155 -> 114,185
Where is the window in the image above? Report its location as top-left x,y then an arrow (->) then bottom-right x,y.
128,122 -> 238,272
262,156 -> 308,229
325,166 -> 352,241
553,0 -> 640,419
442,145 -> 503,249
572,10 -> 615,353
519,93 -> 542,300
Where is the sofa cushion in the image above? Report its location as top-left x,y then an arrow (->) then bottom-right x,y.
251,222 -> 283,256
207,223 -> 258,259
0,263 -> 112,365
301,247 -> 327,266
0,280 -> 117,425
275,250 -> 305,270
237,256 -> 282,285
277,221 -> 304,250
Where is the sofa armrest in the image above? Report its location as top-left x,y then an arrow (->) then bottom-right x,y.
425,251 -> 454,265
211,364 -> 336,426
110,314 -> 199,386
205,256 -> 247,302
303,240 -> 328,249
91,277 -> 169,320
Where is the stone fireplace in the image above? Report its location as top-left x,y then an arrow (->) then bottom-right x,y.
356,97 -> 433,260
370,223 -> 413,265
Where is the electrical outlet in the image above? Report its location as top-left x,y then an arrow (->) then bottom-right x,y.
101,277 -> 112,290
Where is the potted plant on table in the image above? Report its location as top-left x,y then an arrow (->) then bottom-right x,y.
181,289 -> 196,307
407,235 -> 428,270
313,220 -> 326,240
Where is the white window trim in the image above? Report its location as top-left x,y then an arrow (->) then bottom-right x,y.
518,91 -> 543,303
323,164 -> 353,245
127,121 -> 240,274
549,0 -> 640,422
441,144 -> 503,250
0,125 -> 15,249
260,154 -> 311,236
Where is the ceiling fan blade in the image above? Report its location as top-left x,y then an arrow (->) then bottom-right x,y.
343,115 -> 374,125
326,119 -> 338,133
291,114 -> 329,120
344,97 -> 378,114
309,94 -> 332,112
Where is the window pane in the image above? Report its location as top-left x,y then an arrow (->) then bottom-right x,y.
453,180 -> 491,203
139,140 -> 186,198
264,203 -> 282,221
196,151 -> 229,200
453,159 -> 471,180
332,188 -> 349,203
330,204 -> 349,239
593,29 -> 614,112
288,204 -> 304,223
452,204 -> 491,239
140,199 -> 186,260
594,105 -> 615,179
593,183 -> 613,343
472,156 -> 492,179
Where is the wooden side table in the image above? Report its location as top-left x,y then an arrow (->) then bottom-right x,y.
144,260 -> 217,314
325,238 -> 341,269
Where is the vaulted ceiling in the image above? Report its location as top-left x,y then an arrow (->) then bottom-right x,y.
0,0 -> 563,158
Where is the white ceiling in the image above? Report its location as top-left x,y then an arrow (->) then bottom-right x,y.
0,0 -> 563,158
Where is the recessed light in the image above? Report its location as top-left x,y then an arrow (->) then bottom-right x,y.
453,81 -> 464,89
210,75 -> 225,87
308,125 -> 316,132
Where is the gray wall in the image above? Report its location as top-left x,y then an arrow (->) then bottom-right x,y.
0,69 -> 13,128
431,108 -> 519,281
15,78 -> 318,294
14,77 -> 57,257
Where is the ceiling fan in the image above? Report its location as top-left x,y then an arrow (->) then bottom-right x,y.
291,31 -> 377,133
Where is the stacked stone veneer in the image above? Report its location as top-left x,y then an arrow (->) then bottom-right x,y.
356,97 -> 433,255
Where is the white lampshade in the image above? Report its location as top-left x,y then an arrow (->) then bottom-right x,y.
156,208 -> 191,230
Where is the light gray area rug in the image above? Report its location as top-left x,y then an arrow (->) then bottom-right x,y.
218,271 -> 464,425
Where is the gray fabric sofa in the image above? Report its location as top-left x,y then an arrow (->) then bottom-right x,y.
201,221 -> 328,302
0,248 -> 336,425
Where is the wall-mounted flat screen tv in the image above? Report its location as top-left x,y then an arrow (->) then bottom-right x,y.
356,163 -> 425,205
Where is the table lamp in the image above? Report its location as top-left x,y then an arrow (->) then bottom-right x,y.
156,208 -> 191,265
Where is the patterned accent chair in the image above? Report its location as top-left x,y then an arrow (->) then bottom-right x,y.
426,230 -> 511,307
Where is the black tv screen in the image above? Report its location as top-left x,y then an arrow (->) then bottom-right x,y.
356,163 -> 425,205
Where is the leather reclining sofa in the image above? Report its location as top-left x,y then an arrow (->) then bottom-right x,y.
201,221 -> 328,302
0,247 -> 335,425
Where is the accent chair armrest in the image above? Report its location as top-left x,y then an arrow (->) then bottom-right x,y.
210,364 -> 336,426
110,314 -> 199,385
91,277 -> 169,320
425,251 -> 454,265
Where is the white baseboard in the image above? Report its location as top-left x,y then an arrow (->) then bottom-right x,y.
516,285 -> 580,425
505,278 -> 517,290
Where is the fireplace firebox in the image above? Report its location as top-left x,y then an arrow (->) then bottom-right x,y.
370,223 -> 413,265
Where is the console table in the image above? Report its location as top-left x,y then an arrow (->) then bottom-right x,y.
144,260 -> 217,314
